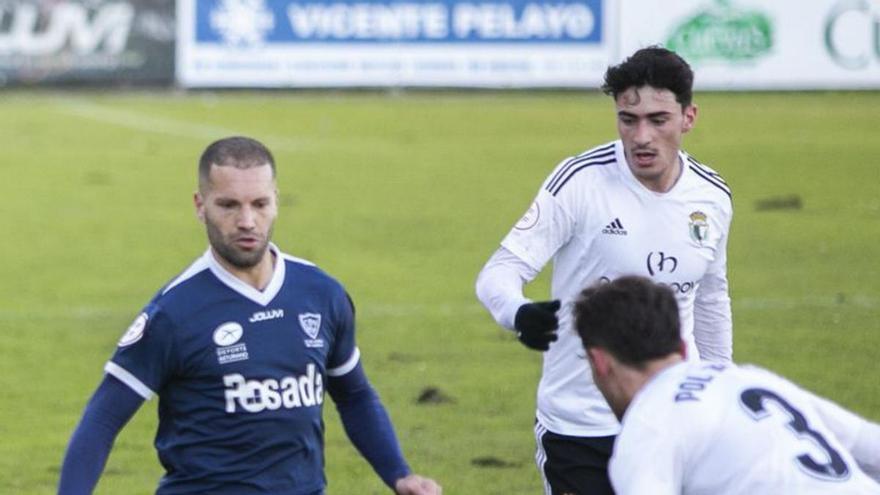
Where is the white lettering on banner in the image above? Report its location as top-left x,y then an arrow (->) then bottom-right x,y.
288,3 -> 448,39
453,3 -> 594,40
825,0 -> 880,69
223,364 -> 324,413
0,2 -> 134,56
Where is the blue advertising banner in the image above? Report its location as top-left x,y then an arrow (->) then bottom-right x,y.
194,0 -> 601,44
177,0 -> 612,87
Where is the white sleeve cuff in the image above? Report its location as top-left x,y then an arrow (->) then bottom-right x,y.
327,347 -> 361,377
104,361 -> 155,400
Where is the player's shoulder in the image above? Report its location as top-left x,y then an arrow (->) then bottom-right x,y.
149,254 -> 215,311
682,151 -> 733,206
280,251 -> 348,296
542,140 -> 620,197
635,362 -> 733,419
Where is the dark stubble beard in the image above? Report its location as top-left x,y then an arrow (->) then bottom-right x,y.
205,217 -> 274,269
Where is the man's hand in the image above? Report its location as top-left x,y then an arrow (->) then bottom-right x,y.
514,300 -> 561,351
395,474 -> 442,495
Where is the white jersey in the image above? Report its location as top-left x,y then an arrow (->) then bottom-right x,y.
498,140 -> 733,436
611,361 -> 880,494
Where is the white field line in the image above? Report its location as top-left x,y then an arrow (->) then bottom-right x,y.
1,295 -> 874,322
54,99 -> 305,152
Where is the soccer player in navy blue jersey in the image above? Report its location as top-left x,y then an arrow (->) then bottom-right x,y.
58,137 -> 441,495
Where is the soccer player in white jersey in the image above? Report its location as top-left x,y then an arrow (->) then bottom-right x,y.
58,137 -> 441,495
475,46 -> 732,493
572,276 -> 880,494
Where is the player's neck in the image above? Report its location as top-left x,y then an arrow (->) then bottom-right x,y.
214,249 -> 276,291
620,354 -> 684,408
639,157 -> 683,193
637,354 -> 684,389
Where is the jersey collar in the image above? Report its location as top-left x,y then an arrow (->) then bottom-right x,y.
203,243 -> 286,306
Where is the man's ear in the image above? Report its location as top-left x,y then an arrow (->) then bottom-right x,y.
682,104 -> 698,134
678,340 -> 688,360
194,191 -> 206,223
587,347 -> 612,377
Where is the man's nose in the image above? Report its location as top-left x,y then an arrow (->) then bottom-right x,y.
633,120 -> 652,145
237,207 -> 256,230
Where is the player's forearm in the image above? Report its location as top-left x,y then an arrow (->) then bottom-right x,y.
58,376 -> 143,494
475,247 -> 538,330
329,364 -> 411,489
58,418 -> 115,495
693,281 -> 733,362
811,394 -> 880,481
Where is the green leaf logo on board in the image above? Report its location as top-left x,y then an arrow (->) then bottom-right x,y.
666,0 -> 773,63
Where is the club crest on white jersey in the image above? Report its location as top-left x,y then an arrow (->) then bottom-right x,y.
689,211 -> 710,245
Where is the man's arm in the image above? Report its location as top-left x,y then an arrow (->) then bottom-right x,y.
475,247 -> 559,351
326,362 -> 440,494
809,393 -> 880,481
475,247 -> 537,330
609,417 -> 682,495
693,221 -> 733,362
58,375 -> 145,495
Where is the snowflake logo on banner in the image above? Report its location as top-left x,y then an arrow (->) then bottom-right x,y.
210,0 -> 275,46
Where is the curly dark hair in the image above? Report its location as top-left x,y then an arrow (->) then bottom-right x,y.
602,46 -> 694,108
574,276 -> 681,368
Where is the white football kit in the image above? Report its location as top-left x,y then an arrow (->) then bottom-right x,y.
611,361 -> 880,494
476,140 -> 733,436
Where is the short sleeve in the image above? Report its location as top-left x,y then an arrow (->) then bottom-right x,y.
326,291 -> 359,377
105,303 -> 177,400
500,186 -> 576,272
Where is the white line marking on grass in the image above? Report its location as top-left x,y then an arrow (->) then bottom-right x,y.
54,99 -> 304,152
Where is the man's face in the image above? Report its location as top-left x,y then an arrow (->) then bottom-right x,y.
587,348 -> 628,421
615,85 -> 697,192
195,164 -> 277,269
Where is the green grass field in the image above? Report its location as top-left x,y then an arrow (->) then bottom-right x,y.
2,90 -> 878,494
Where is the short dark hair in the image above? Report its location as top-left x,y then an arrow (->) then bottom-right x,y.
198,136 -> 275,189
573,276 -> 681,367
602,46 -> 694,108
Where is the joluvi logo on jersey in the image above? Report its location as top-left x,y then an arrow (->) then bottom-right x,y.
689,211 -> 709,245
223,363 -> 324,413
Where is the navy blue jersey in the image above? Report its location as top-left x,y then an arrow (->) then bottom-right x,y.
106,244 -> 359,495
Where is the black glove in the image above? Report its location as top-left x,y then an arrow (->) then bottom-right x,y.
514,300 -> 560,351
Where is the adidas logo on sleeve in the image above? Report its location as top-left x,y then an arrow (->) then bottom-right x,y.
602,218 -> 628,236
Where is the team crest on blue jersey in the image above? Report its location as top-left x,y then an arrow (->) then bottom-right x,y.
689,211 -> 709,245
214,322 -> 249,364
298,313 -> 324,348
118,312 -> 148,347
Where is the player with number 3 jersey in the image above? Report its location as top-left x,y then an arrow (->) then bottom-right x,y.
572,276 -> 880,494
